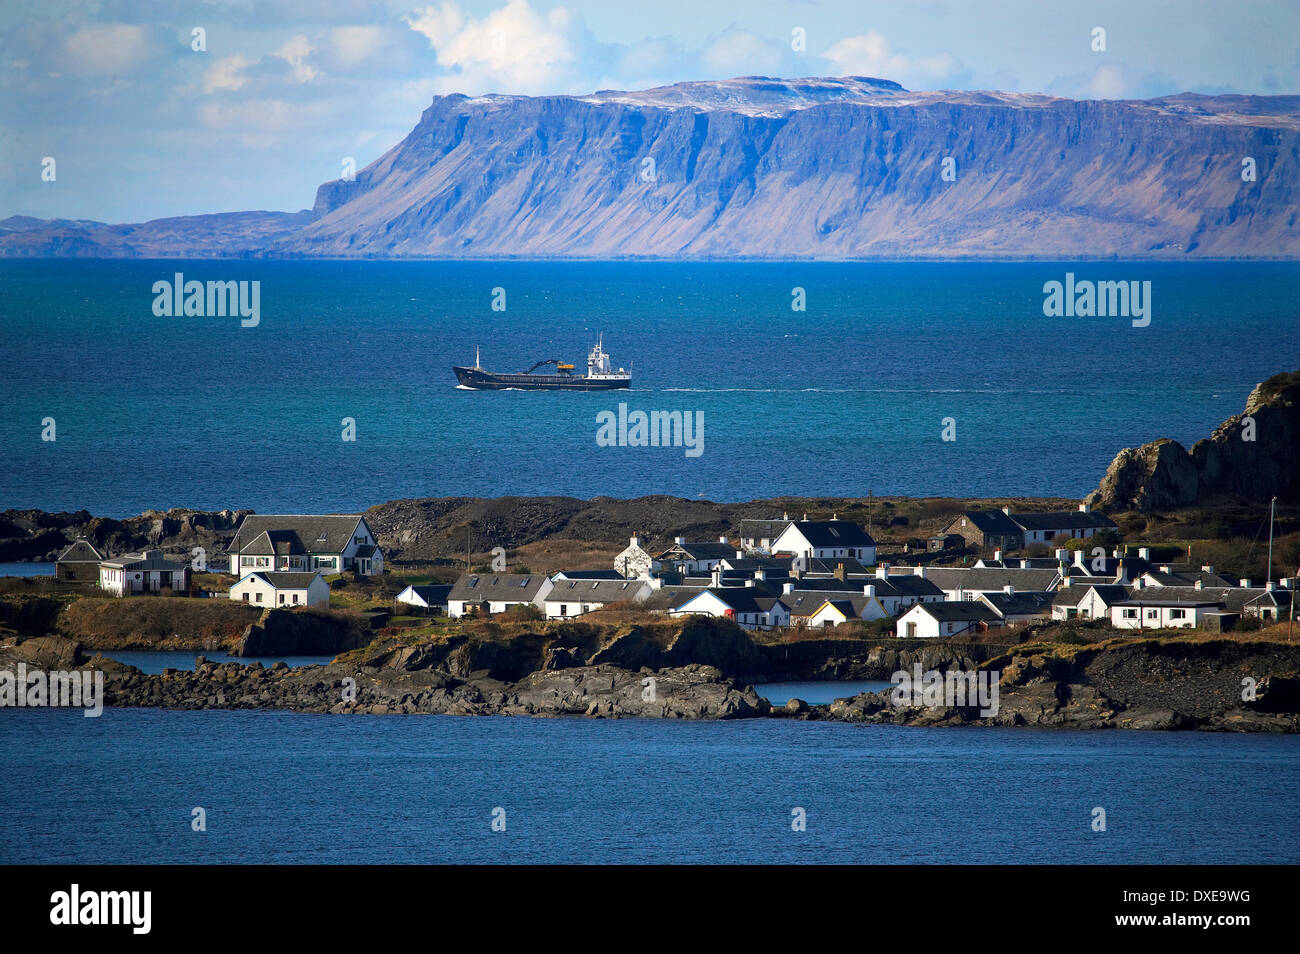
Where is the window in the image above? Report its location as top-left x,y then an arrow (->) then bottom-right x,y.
559,605 -> 567,616
1123,609 -> 1137,619
1147,610 -> 1158,619
278,594 -> 285,604
256,593 -> 263,603
1170,609 -> 1185,619
293,593 -> 300,604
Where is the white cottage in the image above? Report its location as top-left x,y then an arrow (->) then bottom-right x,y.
229,571 -> 331,608
226,514 -> 384,578
770,519 -> 876,568
98,550 -> 191,597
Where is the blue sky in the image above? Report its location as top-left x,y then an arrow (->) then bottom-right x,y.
3,0 -> 1297,222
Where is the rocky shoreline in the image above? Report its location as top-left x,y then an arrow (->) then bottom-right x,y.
4,633 -> 1296,731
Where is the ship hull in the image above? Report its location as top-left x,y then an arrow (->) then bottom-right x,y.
453,367 -> 630,390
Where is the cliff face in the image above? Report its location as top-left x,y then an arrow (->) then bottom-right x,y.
5,77 -> 1298,259
1087,369 -> 1300,511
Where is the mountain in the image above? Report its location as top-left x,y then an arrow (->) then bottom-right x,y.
5,76 -> 1299,259
0,210 -> 312,258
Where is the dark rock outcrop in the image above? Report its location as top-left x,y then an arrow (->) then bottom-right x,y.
1087,369 -> 1300,511
234,608 -> 370,657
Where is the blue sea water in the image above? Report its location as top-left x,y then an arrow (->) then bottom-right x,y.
0,562 -> 53,576
0,707 -> 1296,864
0,260 -> 1296,516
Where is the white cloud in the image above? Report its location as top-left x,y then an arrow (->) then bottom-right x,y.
404,0 -> 583,94
822,31 -> 957,88
276,34 -> 319,84
700,30 -> 786,77
203,55 -> 253,93
1085,64 -> 1130,100
327,26 -> 388,68
62,24 -> 154,76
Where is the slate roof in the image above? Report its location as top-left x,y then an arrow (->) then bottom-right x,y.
238,571 -> 324,589
801,557 -> 872,575
917,567 -> 1062,593
738,518 -> 793,538
552,569 -> 625,580
1052,583 -> 1129,606
953,510 -> 1023,535
656,541 -> 736,561
910,602 -> 1002,623
56,538 -> 103,563
398,584 -> 452,606
639,586 -> 705,612
680,588 -> 787,615
1125,585 -> 1265,612
979,591 -> 1056,618
782,520 -> 876,548
100,550 -> 190,572
449,573 -> 549,603
1010,510 -> 1118,532
544,578 -> 649,603
226,514 -> 368,555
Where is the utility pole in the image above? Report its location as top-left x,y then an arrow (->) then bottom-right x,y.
1266,496 -> 1276,587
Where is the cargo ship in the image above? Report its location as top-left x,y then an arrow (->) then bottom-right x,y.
453,336 -> 632,390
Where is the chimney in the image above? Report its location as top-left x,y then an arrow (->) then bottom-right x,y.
1240,578 -> 1251,589
914,566 -> 925,577
1194,579 -> 1203,591
875,564 -> 890,579
674,536 -> 685,545
1266,581 -> 1276,592
1062,576 -> 1072,587
754,569 -> 767,581
782,512 -> 789,520
802,513 -> 808,521
1001,507 -> 1011,515
718,535 -> 728,544
864,584 -> 876,597
735,550 -> 744,559
1054,548 -> 1068,561
1138,547 -> 1151,560
1115,560 -> 1129,585
1019,559 -> 1031,569
834,562 -> 846,581
782,582 -> 794,595
744,577 -> 755,588
1003,584 -> 1014,594
1079,502 -> 1091,513
1201,565 -> 1214,574
1074,549 -> 1085,567
710,565 -> 722,587
630,534 -> 640,547
1112,548 -> 1121,558
993,549 -> 1002,561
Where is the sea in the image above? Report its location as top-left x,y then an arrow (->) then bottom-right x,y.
0,706 -> 1296,864
1,259 -> 1296,516
2,259 -> 1298,865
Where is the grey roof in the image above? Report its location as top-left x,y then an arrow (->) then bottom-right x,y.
242,571 -> 324,588
680,588 -> 787,615
1010,510 -> 1117,532
782,589 -> 857,616
916,567 -> 1061,593
544,578 -> 648,603
951,510 -> 1022,535
1052,583 -> 1129,606
782,520 -> 876,548
1125,585 -> 1266,612
56,538 -> 103,563
449,573 -> 549,603
226,514 -> 368,556
656,541 -> 736,561
980,591 -> 1056,618
801,557 -> 872,575
640,586 -> 705,612
99,550 -> 190,572
738,518 -> 793,538
912,602 -> 1002,623
816,596 -> 875,619
874,574 -> 945,598
552,569 -> 625,580
398,584 -> 452,605
720,555 -> 794,571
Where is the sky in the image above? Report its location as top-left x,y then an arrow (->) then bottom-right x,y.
2,0 -> 1298,222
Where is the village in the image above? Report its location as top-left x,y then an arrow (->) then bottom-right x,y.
48,501 -> 1298,640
